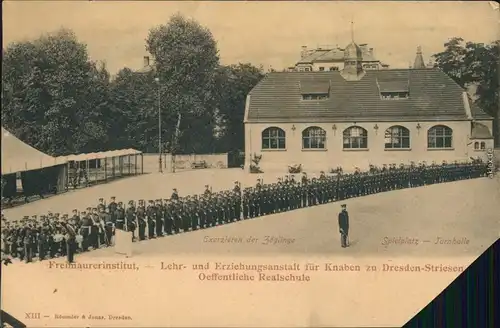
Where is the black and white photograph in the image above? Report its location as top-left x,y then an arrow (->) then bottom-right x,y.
2,1 -> 499,327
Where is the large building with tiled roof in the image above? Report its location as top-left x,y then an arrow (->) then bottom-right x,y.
244,42 -> 494,172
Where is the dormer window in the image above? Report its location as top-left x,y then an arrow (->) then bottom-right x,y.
300,80 -> 330,100
302,93 -> 329,100
381,92 -> 409,99
377,79 -> 410,100
319,67 -> 325,71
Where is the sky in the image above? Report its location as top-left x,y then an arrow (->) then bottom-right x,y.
3,1 -> 499,74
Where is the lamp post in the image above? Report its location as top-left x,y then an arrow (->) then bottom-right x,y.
154,77 -> 162,173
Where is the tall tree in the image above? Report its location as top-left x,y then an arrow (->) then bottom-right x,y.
433,37 -> 499,145
108,67 -> 157,152
1,28 -> 111,155
214,63 -> 264,152
145,14 -> 220,156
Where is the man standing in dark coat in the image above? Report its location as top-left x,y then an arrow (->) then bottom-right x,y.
108,196 -> 118,223
338,204 -> 350,248
61,221 -> 77,263
115,202 -> 126,230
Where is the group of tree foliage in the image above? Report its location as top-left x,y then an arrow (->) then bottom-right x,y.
2,20 -> 498,157
432,37 -> 499,146
1,14 -> 265,156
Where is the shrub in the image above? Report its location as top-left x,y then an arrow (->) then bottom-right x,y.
249,153 -> 263,174
329,166 -> 343,174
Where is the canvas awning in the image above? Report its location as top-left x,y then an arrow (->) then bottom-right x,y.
56,149 -> 142,162
1,127 -> 67,175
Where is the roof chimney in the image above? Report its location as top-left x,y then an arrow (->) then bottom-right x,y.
301,46 -> 308,59
143,56 -> 150,68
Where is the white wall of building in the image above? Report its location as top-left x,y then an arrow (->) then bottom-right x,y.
312,62 -> 343,71
297,61 -> 382,72
245,120 -> 491,173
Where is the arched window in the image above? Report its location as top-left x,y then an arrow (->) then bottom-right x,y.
302,127 -> 326,149
480,142 -> 486,150
343,126 -> 368,149
427,125 -> 453,149
262,127 -> 286,150
474,142 -> 479,150
384,126 -> 410,149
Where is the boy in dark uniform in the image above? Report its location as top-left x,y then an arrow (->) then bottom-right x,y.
126,201 -> 137,240
146,200 -> 156,239
301,173 -> 308,207
90,208 -> 100,249
164,199 -> 174,234
115,202 -> 126,230
155,199 -> 164,237
108,196 -> 118,223
97,198 -> 106,212
38,226 -> 48,260
190,197 -> 199,230
103,210 -> 114,246
71,209 -> 80,226
136,200 -> 146,240
338,204 -> 350,248
23,226 -> 34,263
80,211 -> 91,251
172,200 -> 182,233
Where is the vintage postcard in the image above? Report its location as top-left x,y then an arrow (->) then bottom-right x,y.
1,1 -> 499,327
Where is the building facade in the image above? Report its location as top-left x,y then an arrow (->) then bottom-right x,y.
294,43 -> 389,72
245,43 -> 494,173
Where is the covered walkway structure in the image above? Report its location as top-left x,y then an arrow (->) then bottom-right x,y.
56,149 -> 144,189
1,127 -> 68,206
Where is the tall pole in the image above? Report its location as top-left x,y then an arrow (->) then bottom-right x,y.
350,16 -> 355,42
155,77 -> 163,173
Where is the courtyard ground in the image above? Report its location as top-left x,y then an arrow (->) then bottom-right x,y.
2,171 -> 499,327
80,175 -> 499,258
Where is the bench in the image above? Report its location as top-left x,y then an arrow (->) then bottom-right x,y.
191,160 -> 208,169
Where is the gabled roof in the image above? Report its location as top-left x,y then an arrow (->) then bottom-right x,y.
1,127 -> 66,175
246,68 -> 493,123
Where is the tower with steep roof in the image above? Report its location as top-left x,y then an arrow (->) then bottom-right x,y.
413,46 -> 426,69
340,20 -> 366,81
